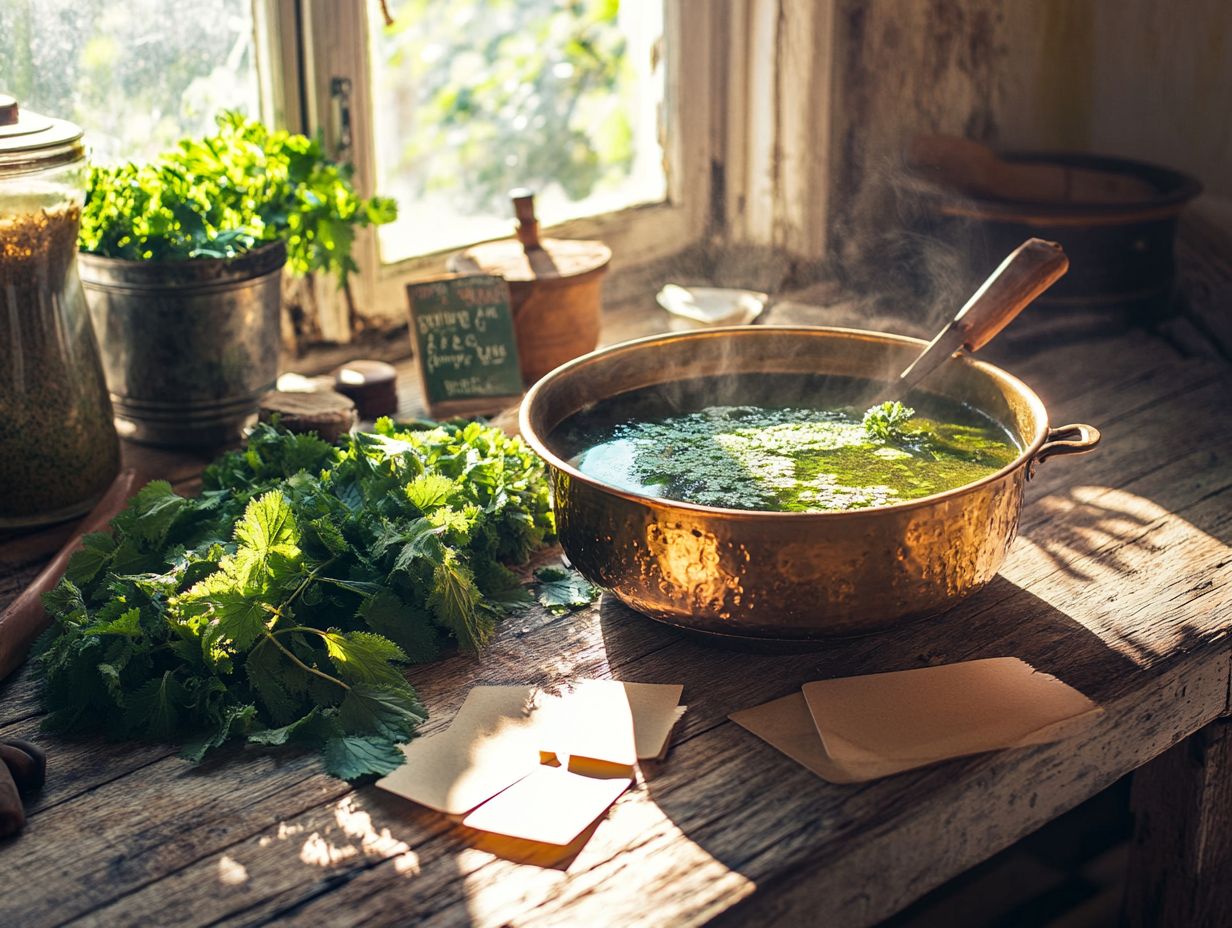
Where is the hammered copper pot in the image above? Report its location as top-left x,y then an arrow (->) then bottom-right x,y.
519,326 -> 1100,641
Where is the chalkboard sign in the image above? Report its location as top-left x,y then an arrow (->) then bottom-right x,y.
405,273 -> 524,418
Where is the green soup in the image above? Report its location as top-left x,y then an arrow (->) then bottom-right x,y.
549,374 -> 1020,513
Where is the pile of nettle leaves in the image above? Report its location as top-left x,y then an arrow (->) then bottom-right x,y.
36,420 -> 585,780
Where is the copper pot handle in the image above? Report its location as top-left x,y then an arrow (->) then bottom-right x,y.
1034,423 -> 1101,465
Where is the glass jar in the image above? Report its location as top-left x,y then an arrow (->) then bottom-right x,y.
0,95 -> 119,529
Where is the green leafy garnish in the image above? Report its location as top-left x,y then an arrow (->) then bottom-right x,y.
534,567 -> 599,616
862,401 -> 916,444
79,112 -> 397,286
36,418 -> 563,780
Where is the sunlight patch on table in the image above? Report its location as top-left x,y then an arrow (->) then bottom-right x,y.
271,795 -> 421,875
216,855 -> 249,886
461,784 -> 754,925
1012,485 -> 1230,663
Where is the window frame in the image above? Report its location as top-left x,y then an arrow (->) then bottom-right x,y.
294,0 -> 724,332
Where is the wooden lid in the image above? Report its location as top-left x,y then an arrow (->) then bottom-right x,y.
447,190 -> 610,283
452,237 -> 610,282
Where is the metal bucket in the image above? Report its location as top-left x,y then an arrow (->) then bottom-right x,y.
79,242 -> 285,447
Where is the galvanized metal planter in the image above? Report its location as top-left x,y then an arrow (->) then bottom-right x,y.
79,242 -> 285,447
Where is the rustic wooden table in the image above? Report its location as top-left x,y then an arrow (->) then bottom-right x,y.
1,305 -> 1229,928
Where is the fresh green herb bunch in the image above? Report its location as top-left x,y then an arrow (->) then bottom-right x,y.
79,111 -> 397,285
37,418 -> 555,780
862,401 -> 916,444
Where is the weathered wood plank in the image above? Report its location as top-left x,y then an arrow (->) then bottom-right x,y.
1121,719 -> 1232,928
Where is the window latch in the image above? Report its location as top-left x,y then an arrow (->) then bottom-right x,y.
330,77 -> 354,162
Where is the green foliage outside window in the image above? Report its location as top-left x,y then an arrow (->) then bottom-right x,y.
379,0 -> 636,215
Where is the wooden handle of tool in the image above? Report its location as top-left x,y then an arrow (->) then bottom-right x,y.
510,187 -> 541,251
0,470 -> 146,681
953,238 -> 1068,351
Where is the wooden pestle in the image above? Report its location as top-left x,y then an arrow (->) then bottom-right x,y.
0,469 -> 146,681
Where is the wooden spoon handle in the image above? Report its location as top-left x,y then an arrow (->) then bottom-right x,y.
954,238 -> 1068,351
0,469 -> 146,681
895,238 -> 1067,395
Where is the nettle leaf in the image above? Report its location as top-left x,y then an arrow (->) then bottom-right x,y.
233,490 -> 302,583
42,579 -> 87,622
84,607 -> 143,638
125,671 -> 185,740
320,576 -> 385,597
428,552 -> 492,652
248,707 -> 321,746
181,704 -> 258,762
113,481 -> 187,546
405,473 -> 454,512
358,590 -> 442,664
307,516 -> 350,556
376,517 -> 445,569
321,630 -> 408,687
65,532 -> 116,587
192,585 -> 272,652
472,558 -> 533,610
535,567 -> 599,616
338,683 -> 426,741
322,735 -> 406,781
246,638 -> 306,723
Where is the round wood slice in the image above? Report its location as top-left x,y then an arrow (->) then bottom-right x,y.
258,389 -> 356,443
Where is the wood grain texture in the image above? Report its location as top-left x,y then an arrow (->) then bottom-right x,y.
1121,719 -> 1232,928
0,317 -> 1229,928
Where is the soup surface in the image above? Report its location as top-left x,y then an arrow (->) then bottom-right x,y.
549,374 -> 1020,512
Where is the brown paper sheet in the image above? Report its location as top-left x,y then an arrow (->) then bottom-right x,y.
802,657 -> 1103,778
729,693 -> 862,784
376,686 -> 551,814
461,765 -> 632,846
732,658 -> 1103,784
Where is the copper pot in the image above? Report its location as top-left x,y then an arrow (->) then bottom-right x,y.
520,326 -> 1100,641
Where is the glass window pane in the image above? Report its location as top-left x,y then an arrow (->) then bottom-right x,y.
0,0 -> 261,165
370,0 -> 666,263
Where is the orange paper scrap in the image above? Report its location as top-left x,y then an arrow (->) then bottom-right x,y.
732,658 -> 1103,784
461,765 -> 632,846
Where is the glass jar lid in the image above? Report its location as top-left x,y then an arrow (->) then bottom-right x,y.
0,94 -> 85,176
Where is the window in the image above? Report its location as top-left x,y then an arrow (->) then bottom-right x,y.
368,0 -> 668,263
0,0 -> 261,164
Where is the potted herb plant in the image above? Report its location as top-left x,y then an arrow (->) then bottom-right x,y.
77,112 -> 396,447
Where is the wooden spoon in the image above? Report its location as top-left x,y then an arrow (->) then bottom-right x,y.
872,238 -> 1068,405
